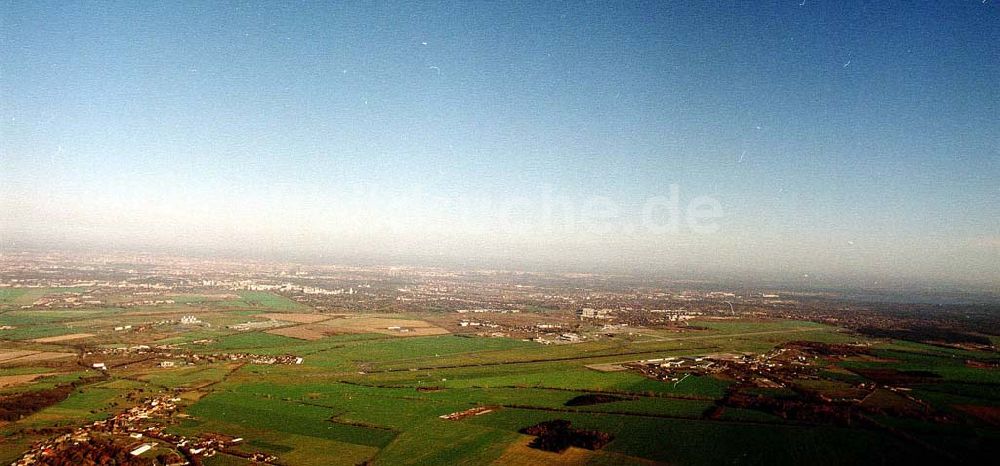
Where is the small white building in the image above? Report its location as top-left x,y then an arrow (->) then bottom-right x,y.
130,444 -> 153,456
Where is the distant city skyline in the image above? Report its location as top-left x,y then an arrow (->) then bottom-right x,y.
2,1 -> 998,288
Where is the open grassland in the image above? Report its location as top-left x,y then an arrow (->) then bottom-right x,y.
0,288 -> 88,307
0,308 -> 125,341
0,325 -> 88,341
193,331 -> 391,356
490,435 -> 601,466
133,362 -> 242,389
0,373 -> 56,388
175,391 -> 392,465
247,434 -> 378,466
218,291 -> 309,311
1,308 -> 123,325
363,320 -> 839,373
0,348 -> 75,366
267,317 -> 450,340
0,371 -> 90,396
0,289 -> 28,304
200,331 -> 302,351
361,364 -> 731,398
371,420 -> 516,465
0,350 -> 45,363
300,334 -> 537,371
163,293 -> 241,304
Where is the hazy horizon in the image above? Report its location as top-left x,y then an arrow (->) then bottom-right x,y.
3,1 -> 998,289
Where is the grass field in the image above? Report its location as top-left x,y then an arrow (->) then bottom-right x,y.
0,289 -> 28,304
218,291 -> 308,311
185,391 -> 398,446
0,288 -> 89,307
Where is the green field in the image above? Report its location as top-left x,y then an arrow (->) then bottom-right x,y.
218,291 -> 309,311
0,289 -> 28,304
0,288 -> 89,307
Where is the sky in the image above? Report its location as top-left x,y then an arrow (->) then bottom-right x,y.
2,1 -> 998,288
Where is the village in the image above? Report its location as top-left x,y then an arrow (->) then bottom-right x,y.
626,340 -> 944,425
10,394 -> 279,465
89,345 -> 304,371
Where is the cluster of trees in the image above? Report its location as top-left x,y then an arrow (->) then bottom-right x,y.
564,394 -> 626,406
520,419 -> 613,452
727,385 -> 942,424
0,376 -> 103,421
725,392 -> 858,426
782,340 -> 871,357
154,452 -> 185,466
855,326 -> 993,346
0,385 -> 74,421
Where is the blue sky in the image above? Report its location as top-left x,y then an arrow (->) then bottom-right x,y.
2,1 -> 998,287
